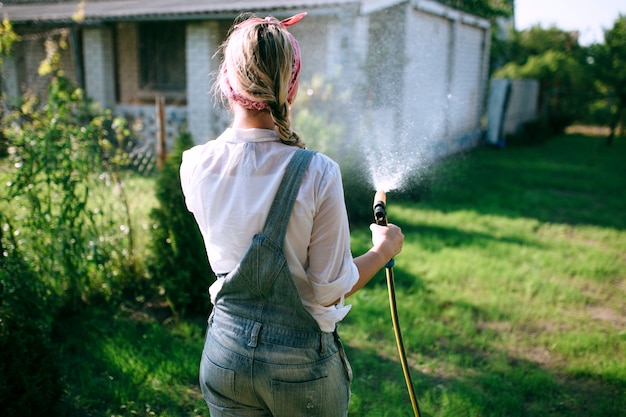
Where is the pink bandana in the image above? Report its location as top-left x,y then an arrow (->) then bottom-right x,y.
223,12 -> 306,110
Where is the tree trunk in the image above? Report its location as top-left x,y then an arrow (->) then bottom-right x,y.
606,99 -> 624,146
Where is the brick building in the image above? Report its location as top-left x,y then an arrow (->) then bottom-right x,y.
1,0 -> 490,159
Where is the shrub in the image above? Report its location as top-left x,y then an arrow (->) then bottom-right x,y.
547,112 -> 575,134
2,76 -> 138,309
0,218 -> 62,416
505,119 -> 550,145
341,157 -> 377,226
0,321 -> 62,417
148,131 -> 212,316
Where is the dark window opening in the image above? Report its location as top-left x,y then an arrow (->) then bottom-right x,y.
139,21 -> 186,91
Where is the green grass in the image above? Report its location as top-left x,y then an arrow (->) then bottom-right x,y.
53,305 -> 208,416
343,133 -> 625,416
6,133 -> 625,416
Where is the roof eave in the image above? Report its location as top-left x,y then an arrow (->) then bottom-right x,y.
0,0 -> 362,25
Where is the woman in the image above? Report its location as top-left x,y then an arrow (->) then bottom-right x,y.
180,12 -> 404,417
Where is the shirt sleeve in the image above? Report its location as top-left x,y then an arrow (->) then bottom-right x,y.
306,160 -> 359,306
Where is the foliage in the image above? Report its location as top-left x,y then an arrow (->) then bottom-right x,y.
0,217 -> 63,416
2,27 -> 141,308
588,14 -> 626,144
495,49 -> 591,131
437,0 -> 513,20
0,26 -> 145,414
0,18 -> 19,69
147,131 -> 212,316
341,159 -> 377,226
0,18 -> 19,157
0,316 -> 62,417
497,25 -> 585,67
493,15 -> 626,138
493,25 -> 594,132
3,76 -> 138,307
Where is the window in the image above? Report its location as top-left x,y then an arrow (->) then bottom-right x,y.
138,21 -> 186,92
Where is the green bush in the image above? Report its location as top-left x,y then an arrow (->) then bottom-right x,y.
0,219 -> 62,416
2,76 -> 138,309
341,158 -> 377,226
505,119 -> 550,145
148,131 -> 212,316
0,323 -> 62,417
547,112 -> 576,134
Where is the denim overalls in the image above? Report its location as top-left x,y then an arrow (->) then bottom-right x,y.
200,149 -> 352,417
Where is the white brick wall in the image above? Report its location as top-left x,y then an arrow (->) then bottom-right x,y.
400,5 -> 489,156
186,21 -> 220,144
449,22 -> 487,138
2,55 -> 20,100
403,10 -> 452,143
67,2 -> 488,157
290,16 -> 336,83
83,26 -> 116,109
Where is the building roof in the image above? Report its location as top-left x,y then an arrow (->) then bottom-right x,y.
0,0 -> 362,24
1,0 -> 489,30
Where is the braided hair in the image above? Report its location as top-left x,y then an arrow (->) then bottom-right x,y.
215,14 -> 306,148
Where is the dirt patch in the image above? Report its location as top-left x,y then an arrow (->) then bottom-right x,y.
517,346 -> 554,365
565,125 -> 611,136
127,299 -> 174,324
585,304 -> 626,330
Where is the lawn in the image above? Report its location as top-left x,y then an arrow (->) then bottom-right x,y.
11,132 -> 625,416
344,133 -> 625,416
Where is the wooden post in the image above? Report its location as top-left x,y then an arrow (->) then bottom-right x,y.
156,95 -> 167,169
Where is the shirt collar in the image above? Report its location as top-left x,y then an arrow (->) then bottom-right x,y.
219,128 -> 280,143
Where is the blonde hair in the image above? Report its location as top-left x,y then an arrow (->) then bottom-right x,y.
215,14 -> 305,148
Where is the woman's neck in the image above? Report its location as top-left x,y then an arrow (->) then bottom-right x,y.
231,104 -> 275,130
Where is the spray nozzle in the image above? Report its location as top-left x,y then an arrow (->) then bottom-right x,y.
373,190 -> 395,268
373,190 -> 388,226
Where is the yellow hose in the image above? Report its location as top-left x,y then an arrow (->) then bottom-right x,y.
385,265 -> 421,417
374,190 -> 421,417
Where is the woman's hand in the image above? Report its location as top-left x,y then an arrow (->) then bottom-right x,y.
369,223 -> 404,262
326,223 -> 404,306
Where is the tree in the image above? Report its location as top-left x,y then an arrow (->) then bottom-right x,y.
589,14 -> 626,145
148,131 -> 213,316
493,25 -> 594,133
497,24 -> 585,67
438,0 -> 513,20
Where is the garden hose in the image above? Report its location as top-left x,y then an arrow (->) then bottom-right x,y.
373,191 -> 421,417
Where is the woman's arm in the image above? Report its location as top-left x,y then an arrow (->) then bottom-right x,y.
325,222 -> 404,306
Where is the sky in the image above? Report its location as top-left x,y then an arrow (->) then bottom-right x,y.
515,0 -> 626,45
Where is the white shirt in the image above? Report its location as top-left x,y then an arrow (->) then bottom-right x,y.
180,128 -> 359,332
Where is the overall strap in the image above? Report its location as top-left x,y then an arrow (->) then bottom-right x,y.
263,149 -> 315,245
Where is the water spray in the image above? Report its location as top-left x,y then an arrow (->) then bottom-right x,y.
373,191 -> 421,417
